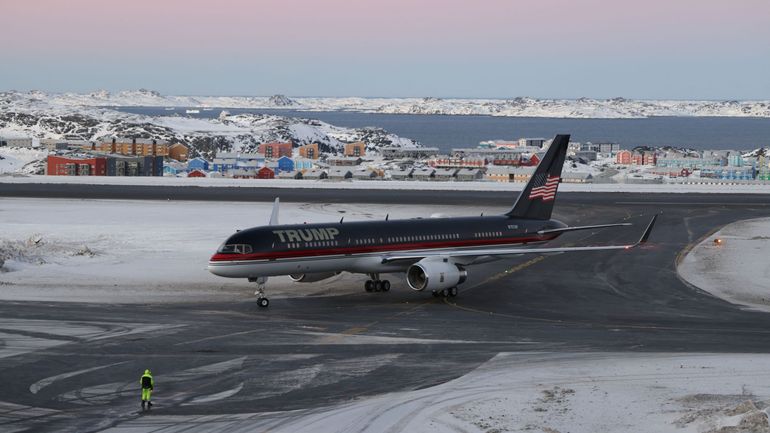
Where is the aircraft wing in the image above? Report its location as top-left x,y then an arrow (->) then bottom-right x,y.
381,215 -> 657,264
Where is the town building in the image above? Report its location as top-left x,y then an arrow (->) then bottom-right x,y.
0,137 -> 34,148
163,161 -> 187,176
429,157 -> 485,169
230,169 -> 257,179
211,152 -> 265,173
455,168 -> 484,181
519,138 -> 547,148
187,157 -> 210,172
187,169 -> 207,178
412,168 -> 435,181
656,155 -> 721,170
389,168 -> 413,181
105,155 -> 164,176
298,143 -> 319,159
353,169 -> 379,180
276,156 -> 294,173
293,157 -> 314,171
39,139 -> 77,151
278,170 -> 303,180
433,168 -> 457,181
258,142 -> 292,159
700,166 -> 755,180
580,142 -> 620,155
452,147 -> 541,163
328,168 -> 353,180
574,150 -> 597,162
47,155 -> 107,176
380,147 -> 440,159
257,167 -> 275,179
326,156 -> 362,166
344,141 -> 366,157
168,143 -> 189,161
485,166 -> 516,182
633,151 -> 657,166
95,138 -> 189,161
510,167 -> 536,182
303,169 -> 328,180
562,172 -> 594,183
616,150 -> 632,165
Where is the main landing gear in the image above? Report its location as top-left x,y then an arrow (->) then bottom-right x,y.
364,274 -> 391,293
432,287 -> 459,298
250,277 -> 269,308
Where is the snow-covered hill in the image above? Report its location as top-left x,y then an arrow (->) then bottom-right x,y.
4,90 -> 770,118
0,91 -> 418,159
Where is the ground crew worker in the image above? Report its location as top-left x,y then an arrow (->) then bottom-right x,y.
140,369 -> 154,410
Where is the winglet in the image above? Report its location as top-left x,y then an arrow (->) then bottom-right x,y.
637,214 -> 657,245
269,198 -> 280,225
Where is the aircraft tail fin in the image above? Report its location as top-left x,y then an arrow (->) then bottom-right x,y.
505,134 -> 570,220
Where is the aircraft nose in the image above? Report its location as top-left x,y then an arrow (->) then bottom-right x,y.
207,255 -> 225,276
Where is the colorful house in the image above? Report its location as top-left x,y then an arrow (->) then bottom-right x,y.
187,157 -> 210,171
344,141 -> 366,157
187,169 -> 207,178
298,143 -> 319,159
47,155 -> 107,176
257,166 -> 275,179
277,156 -> 295,173
258,142 -> 292,159
293,157 -> 314,171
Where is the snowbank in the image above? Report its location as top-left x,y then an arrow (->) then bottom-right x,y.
0,148 -> 48,174
678,217 -> 770,313
3,174 -> 770,194
104,352 -> 770,433
0,198 -> 487,303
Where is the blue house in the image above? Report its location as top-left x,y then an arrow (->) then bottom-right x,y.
163,165 -> 180,176
277,156 -> 295,173
293,157 -> 314,171
212,152 -> 264,174
187,157 -> 210,171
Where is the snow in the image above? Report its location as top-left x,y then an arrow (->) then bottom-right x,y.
0,93 -> 418,153
0,147 -> 48,174
0,198 -> 487,304
3,174 -> 770,194
6,90 -> 770,118
102,352 -> 770,433
678,217 -> 770,313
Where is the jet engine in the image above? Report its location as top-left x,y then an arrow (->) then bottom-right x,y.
289,272 -> 339,283
406,258 -> 467,291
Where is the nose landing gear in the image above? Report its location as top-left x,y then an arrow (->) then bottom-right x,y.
249,276 -> 269,308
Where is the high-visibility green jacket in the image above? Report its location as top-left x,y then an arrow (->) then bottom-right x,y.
140,370 -> 154,390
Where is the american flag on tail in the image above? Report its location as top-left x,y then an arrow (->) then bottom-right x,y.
528,173 -> 560,201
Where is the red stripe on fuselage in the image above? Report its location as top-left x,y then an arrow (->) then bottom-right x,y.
209,234 -> 558,262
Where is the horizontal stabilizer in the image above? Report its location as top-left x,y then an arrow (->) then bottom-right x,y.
537,222 -> 632,235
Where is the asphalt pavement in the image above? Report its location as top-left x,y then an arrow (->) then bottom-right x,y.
1,187 -> 770,432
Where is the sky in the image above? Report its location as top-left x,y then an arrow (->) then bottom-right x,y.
1,0 -> 769,99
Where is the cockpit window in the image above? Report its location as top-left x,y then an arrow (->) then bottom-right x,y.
217,243 -> 253,254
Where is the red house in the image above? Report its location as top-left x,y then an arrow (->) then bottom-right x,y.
258,142 -> 292,159
47,155 -> 107,176
257,167 -> 275,179
187,169 -> 207,178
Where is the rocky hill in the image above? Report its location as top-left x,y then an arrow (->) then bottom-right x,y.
0,92 -> 418,160
4,90 -> 769,118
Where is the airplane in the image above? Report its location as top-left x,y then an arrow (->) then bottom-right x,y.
208,134 -> 657,308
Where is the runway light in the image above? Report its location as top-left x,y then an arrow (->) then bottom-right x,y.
714,238 -> 723,246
